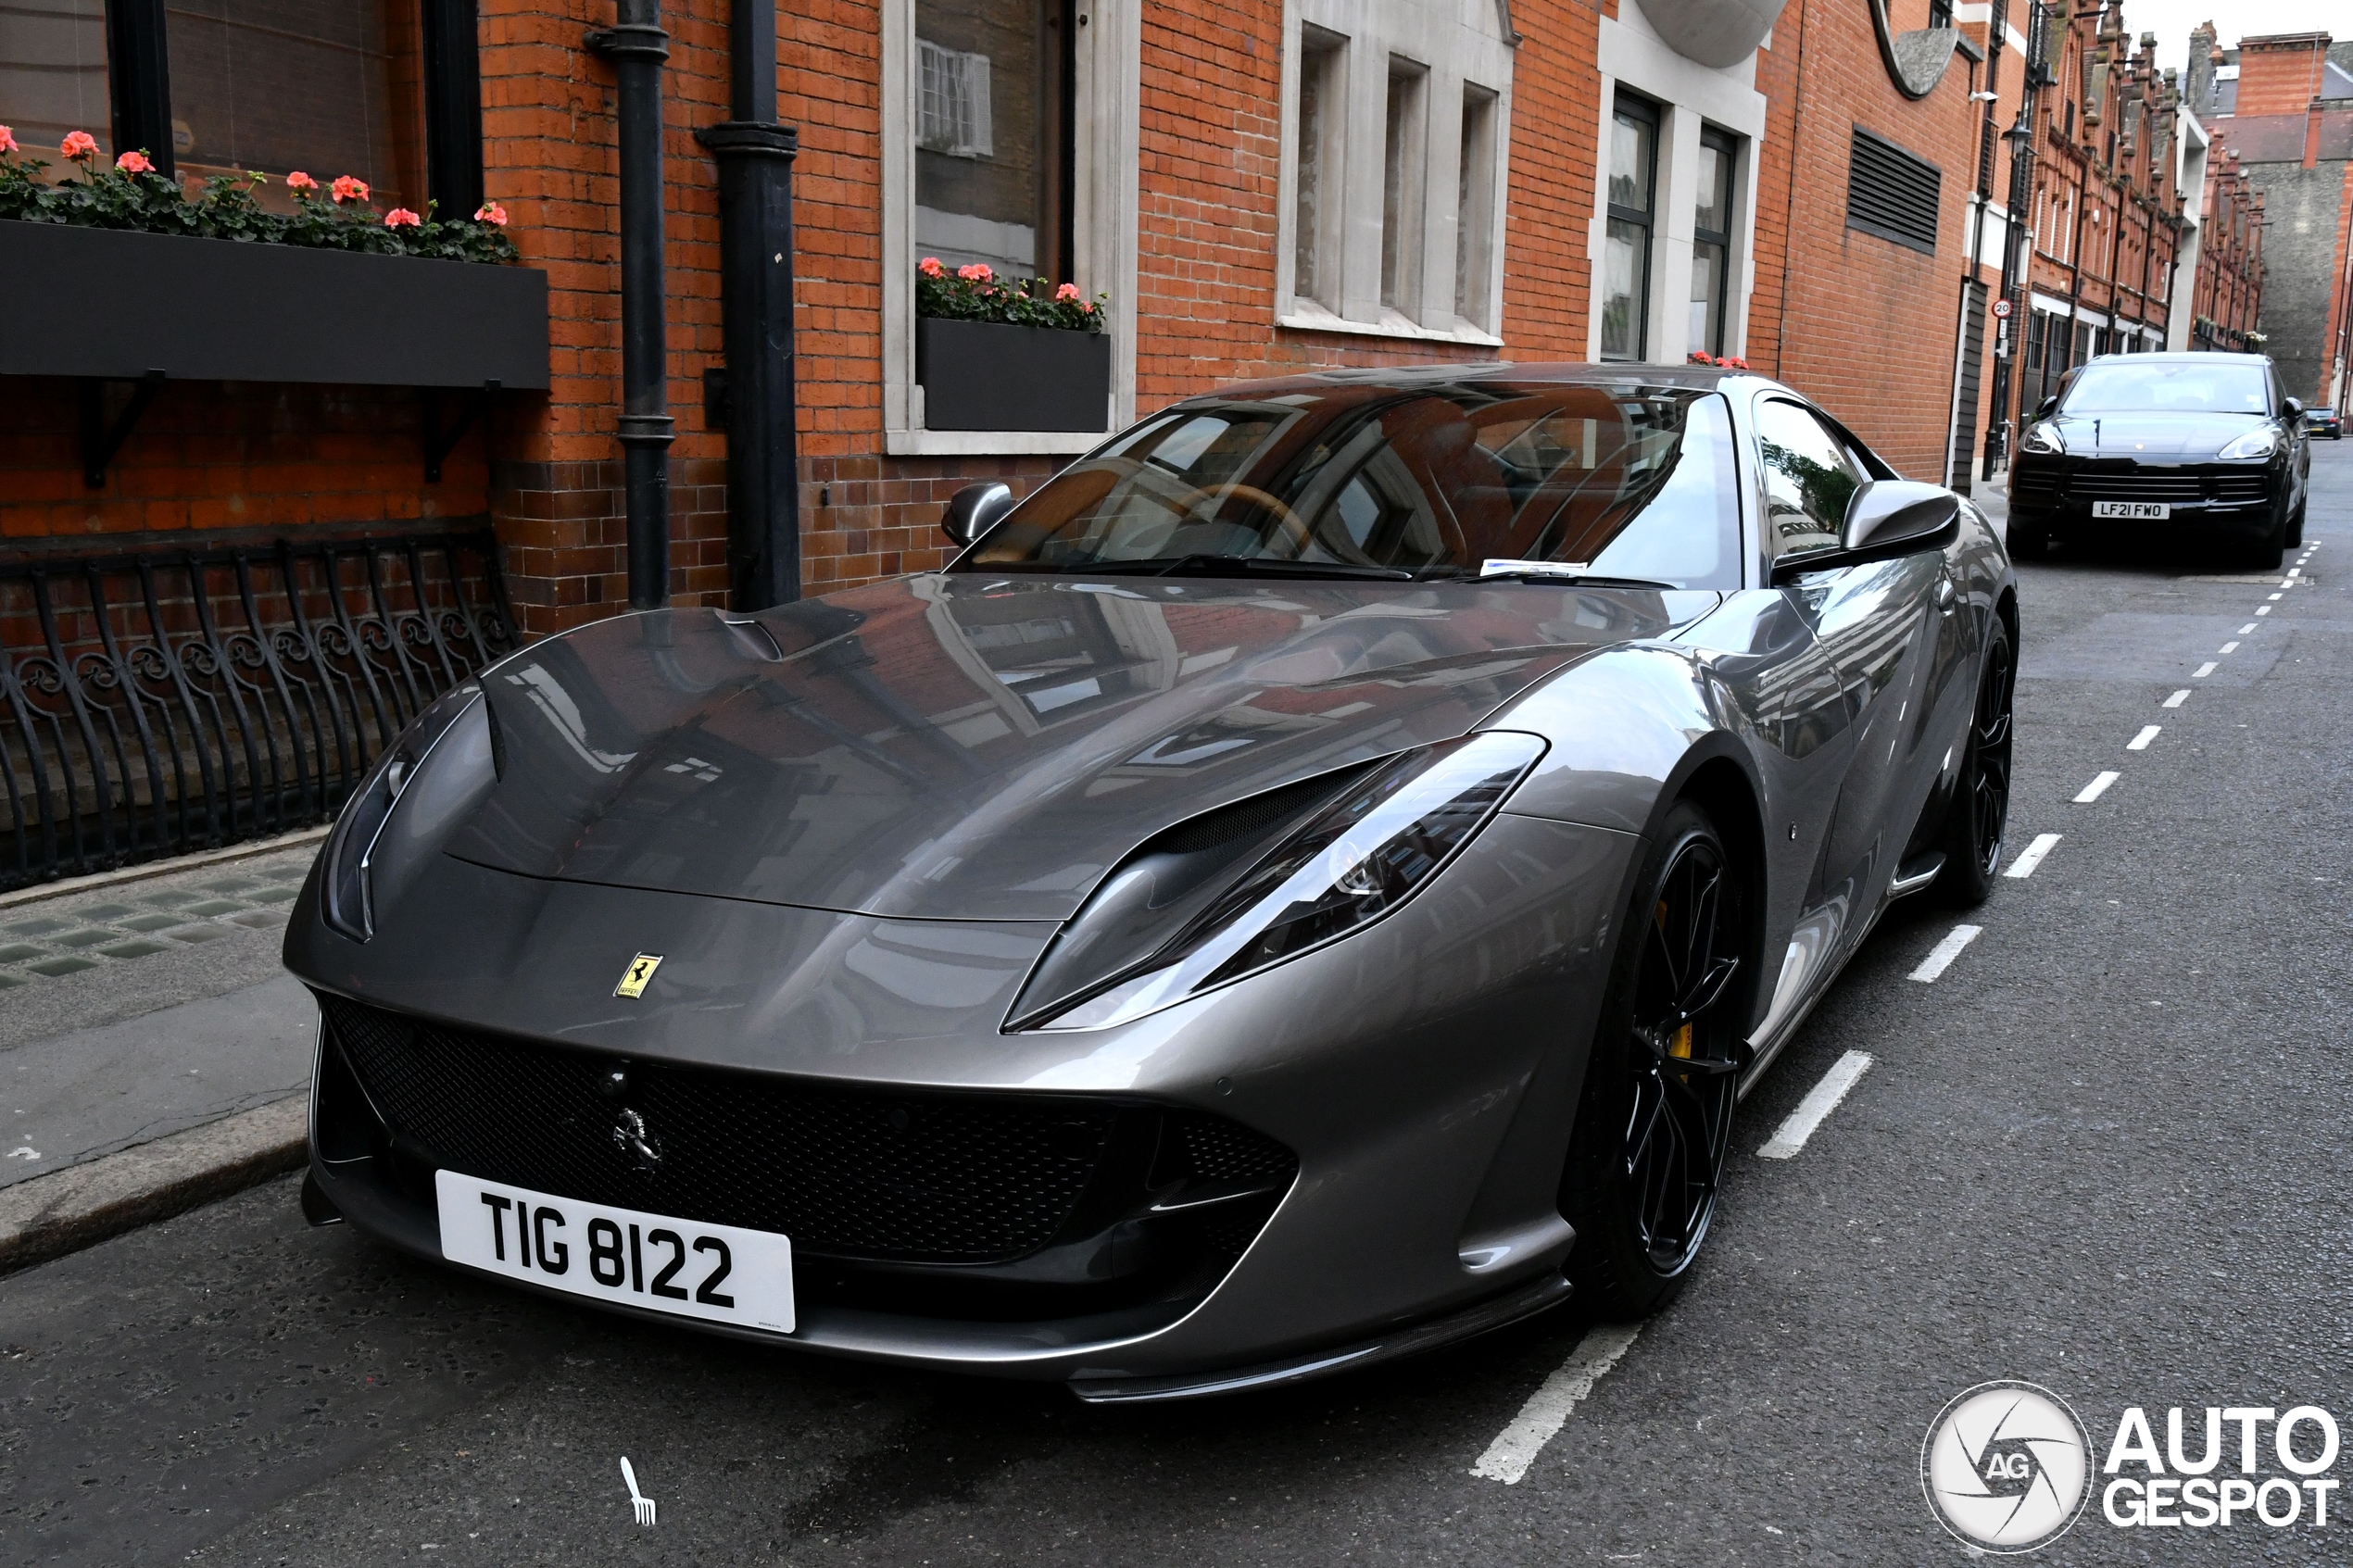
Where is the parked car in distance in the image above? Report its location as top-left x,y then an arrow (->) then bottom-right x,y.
2307,406 -> 2344,440
2007,352 -> 2310,569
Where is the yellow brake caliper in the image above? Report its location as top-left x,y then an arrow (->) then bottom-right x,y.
1656,899 -> 1694,1059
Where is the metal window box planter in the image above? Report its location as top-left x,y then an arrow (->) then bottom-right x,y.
917,317 -> 1110,433
0,220 -> 549,390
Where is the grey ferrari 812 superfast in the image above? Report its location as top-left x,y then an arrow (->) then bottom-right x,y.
286,364 -> 2017,1400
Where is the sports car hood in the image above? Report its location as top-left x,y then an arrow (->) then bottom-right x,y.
445,573 -> 1718,921
2046,409 -> 2268,458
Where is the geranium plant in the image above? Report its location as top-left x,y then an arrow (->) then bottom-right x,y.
0,128 -> 518,265
916,257 -> 1107,333
1687,350 -> 1751,370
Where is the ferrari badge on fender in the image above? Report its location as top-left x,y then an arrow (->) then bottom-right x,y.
613,954 -> 663,999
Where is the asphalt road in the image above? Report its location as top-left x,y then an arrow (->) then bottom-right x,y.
6,441 -> 2351,1566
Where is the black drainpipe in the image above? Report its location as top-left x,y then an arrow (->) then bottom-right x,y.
586,1 -> 673,610
697,0 -> 802,608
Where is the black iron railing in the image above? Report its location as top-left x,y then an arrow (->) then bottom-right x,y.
0,529 -> 516,894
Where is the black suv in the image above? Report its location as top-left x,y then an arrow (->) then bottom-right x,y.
2007,352 -> 2309,569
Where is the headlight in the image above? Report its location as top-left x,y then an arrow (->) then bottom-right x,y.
2218,428 -> 2278,460
1014,731 -> 1546,1031
2020,422 -> 2065,456
321,686 -> 489,940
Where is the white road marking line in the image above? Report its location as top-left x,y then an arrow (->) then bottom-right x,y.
1907,924 -> 1983,984
2286,570 -> 2300,580
2006,834 -> 2061,878
2074,771 -> 2120,803
1757,1050 -> 1876,1158
2220,641 -> 2239,654
2127,725 -> 2161,750
2193,662 -> 2218,678
2239,623 -> 2259,634
2257,605 -> 2272,615
2163,689 -> 2190,707
2268,593 -> 2284,601
1471,1323 -> 1644,1484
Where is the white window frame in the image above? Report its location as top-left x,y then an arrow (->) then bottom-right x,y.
882,0 -> 1139,456
1588,6 -> 1768,365
1275,0 -> 1516,345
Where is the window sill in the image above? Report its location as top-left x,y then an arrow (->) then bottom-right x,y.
884,429 -> 1107,458
1276,307 -> 1504,349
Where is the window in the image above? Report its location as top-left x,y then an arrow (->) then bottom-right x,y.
0,0 -> 112,161
1755,398 -> 1864,560
914,0 -> 1073,282
1278,1 -> 1513,342
1293,26 -> 1344,312
0,1 -> 479,213
1602,94 -> 1659,361
1690,129 -> 1735,359
169,2 -> 424,213
1845,124 -> 1941,255
1379,57 -> 1427,316
965,380 -> 1743,589
1454,85 -> 1497,329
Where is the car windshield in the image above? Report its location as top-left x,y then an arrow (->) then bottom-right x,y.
2061,361 -> 2270,415
957,381 -> 1744,588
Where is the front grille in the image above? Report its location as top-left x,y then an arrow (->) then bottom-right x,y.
321,994 -> 1294,1266
2049,462 -> 2274,508
2070,470 -> 2207,502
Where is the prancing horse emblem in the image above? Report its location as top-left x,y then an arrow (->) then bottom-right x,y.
612,1108 -> 662,1173
614,953 -> 662,998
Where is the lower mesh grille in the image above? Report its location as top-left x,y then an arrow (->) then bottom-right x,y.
321,993 -> 1294,1267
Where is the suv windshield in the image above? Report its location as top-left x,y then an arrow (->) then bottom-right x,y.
958,381 -> 1744,589
2061,361 -> 2270,415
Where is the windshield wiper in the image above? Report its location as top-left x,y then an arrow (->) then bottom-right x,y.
1424,567 -> 1680,590
1069,554 -> 1416,581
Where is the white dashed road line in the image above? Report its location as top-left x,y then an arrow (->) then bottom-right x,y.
2127,725 -> 2161,751
2006,833 -> 2062,878
2163,689 -> 2190,708
2269,593 -> 2284,601
1757,1051 -> 1876,1160
2239,623 -> 2258,635
2220,642 -> 2239,655
2258,606 -> 2272,615
1907,924 -> 1983,984
2074,771 -> 2121,803
1471,1323 -> 1644,1485
2193,662 -> 2218,678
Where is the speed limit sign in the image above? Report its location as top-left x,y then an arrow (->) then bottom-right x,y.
1992,298 -> 2013,319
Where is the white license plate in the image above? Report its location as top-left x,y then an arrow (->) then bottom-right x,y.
435,1170 -> 794,1333
2093,500 -> 2170,519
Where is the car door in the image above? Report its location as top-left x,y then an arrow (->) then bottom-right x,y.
1751,395 -> 1947,965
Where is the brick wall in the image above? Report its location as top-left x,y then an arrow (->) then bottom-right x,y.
2233,33 -> 2334,118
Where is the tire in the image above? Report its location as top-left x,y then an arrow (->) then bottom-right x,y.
2007,518 -> 2050,560
1936,618 -> 2015,908
1559,800 -> 1751,1319
2247,521 -> 2285,572
2287,500 -> 2306,549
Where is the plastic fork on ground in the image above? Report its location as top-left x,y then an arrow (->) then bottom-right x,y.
621,1457 -> 657,1526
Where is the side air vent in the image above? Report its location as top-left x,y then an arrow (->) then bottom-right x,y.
1846,125 -> 1942,256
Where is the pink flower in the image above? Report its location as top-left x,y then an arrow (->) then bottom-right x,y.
285,170 -> 319,192
1080,300 -> 1096,313
115,149 -> 153,173
60,130 -> 97,160
0,126 -> 19,156
918,256 -> 945,277
472,200 -> 508,225
1054,282 -> 1082,302
955,262 -> 993,282
384,207 -> 422,229
331,174 -> 370,204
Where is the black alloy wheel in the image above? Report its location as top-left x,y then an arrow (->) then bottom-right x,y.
1561,801 -> 1748,1317
2007,516 -> 2050,560
1938,619 -> 2015,907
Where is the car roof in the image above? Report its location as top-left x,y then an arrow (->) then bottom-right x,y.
2076,351 -> 2271,366
1176,361 -> 1772,402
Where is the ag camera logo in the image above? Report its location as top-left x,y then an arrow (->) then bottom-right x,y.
1921,1381 -> 2094,1552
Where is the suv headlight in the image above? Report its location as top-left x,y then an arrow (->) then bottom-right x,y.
2218,428 -> 2278,460
321,686 -> 490,940
2020,422 -> 2065,456
1013,731 -> 1546,1031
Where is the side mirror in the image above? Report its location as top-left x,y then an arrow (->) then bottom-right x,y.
2033,395 -> 2058,420
2284,396 -> 2305,420
940,482 -> 1013,547
1841,479 -> 1962,555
